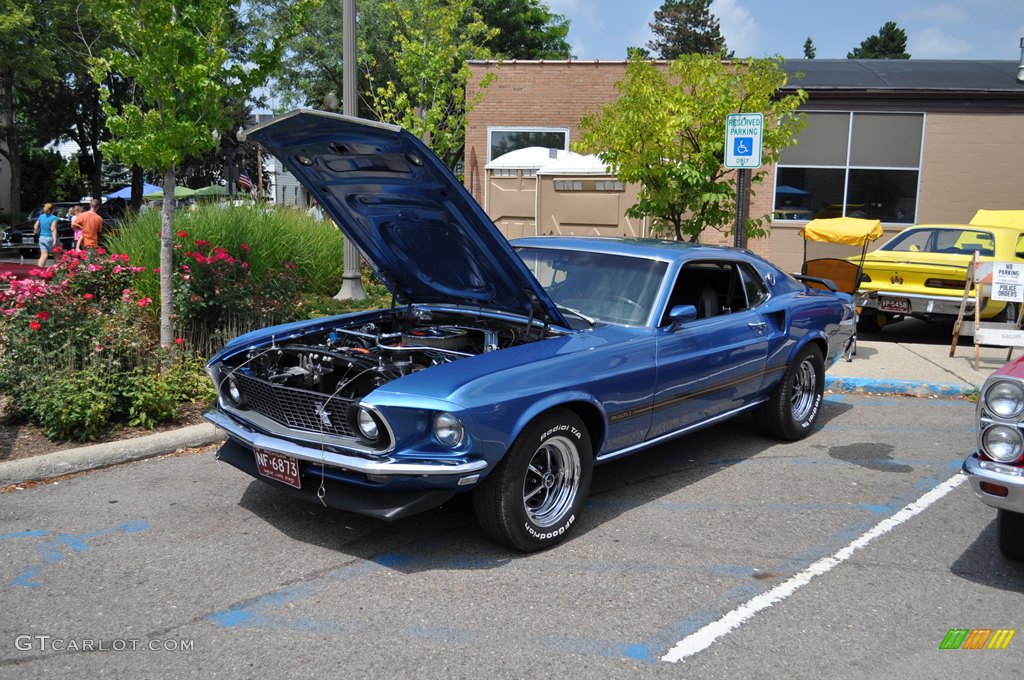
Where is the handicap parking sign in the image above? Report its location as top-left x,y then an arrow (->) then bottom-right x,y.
724,113 -> 763,168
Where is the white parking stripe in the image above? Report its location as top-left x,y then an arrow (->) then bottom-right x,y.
661,473 -> 967,663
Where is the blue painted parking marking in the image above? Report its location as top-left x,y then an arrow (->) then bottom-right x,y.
3,520 -> 149,588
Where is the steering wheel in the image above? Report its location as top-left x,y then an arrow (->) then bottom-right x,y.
610,295 -> 644,313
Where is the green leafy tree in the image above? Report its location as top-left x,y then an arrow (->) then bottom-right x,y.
647,0 -> 732,59
364,0 -> 497,168
90,0 -> 309,347
576,55 -> 807,242
803,36 -> 815,59
0,0 -> 54,221
848,21 -> 910,59
473,0 -> 570,59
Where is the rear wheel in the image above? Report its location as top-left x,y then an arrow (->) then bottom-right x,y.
755,344 -> 824,441
474,409 -> 592,552
997,509 -> 1024,561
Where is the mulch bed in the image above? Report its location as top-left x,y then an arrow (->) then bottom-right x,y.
0,401 -> 209,463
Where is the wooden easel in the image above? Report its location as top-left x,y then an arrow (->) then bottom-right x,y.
951,253 -> 1024,369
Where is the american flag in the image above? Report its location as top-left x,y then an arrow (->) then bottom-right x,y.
237,169 -> 254,191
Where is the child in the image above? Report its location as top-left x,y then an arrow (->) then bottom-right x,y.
70,205 -> 84,250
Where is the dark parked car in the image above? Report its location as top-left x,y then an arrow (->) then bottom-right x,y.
963,358 -> 1024,561
0,199 -> 128,256
204,110 -> 857,551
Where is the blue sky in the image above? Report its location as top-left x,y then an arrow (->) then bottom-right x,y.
545,0 -> 1024,60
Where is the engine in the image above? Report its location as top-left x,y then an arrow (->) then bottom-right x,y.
224,309 -> 550,402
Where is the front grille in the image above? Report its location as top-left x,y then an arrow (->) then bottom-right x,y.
233,373 -> 355,438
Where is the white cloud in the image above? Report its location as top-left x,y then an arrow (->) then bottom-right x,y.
909,26 -> 973,58
712,0 -> 759,56
901,3 -> 968,25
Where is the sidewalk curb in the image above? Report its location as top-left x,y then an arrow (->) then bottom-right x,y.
0,423 -> 225,487
825,376 -> 977,399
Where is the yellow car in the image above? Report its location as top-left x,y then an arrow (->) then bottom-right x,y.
856,212 -> 1024,333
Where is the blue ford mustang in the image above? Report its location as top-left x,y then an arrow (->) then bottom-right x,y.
205,110 -> 856,551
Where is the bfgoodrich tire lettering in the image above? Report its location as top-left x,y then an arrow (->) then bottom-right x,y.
473,409 -> 593,552
997,509 -> 1024,561
755,344 -> 824,440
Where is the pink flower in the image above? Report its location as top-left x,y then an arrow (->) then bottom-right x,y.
83,293 -> 94,300
153,267 -> 160,273
194,239 -> 211,248
35,311 -> 50,321
240,243 -> 250,252
137,297 -> 152,308
94,345 -> 103,352
28,321 -> 41,331
176,230 -> 189,239
96,248 -> 106,255
174,337 -> 184,345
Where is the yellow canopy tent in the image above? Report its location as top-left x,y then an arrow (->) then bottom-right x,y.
797,217 -> 884,247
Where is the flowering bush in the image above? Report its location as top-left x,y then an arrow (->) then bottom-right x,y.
171,233 -> 305,353
0,251 -> 213,441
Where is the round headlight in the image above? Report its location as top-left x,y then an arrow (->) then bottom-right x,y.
356,408 -> 380,441
434,412 -> 464,448
982,424 -> 1024,463
985,381 -> 1024,419
224,376 -> 244,407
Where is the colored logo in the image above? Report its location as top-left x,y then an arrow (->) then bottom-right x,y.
940,628 -> 1015,650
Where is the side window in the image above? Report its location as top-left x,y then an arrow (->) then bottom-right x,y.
738,264 -> 769,309
662,260 -> 758,325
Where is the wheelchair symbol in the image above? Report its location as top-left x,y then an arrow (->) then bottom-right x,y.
733,137 -> 753,157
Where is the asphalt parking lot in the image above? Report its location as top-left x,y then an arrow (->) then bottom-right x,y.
1,393 -> 1020,678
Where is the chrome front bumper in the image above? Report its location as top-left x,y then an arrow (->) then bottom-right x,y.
962,452 -> 1024,514
205,409 -> 487,477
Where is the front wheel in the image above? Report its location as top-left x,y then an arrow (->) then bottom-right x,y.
474,409 -> 593,552
997,509 -> 1024,561
755,344 -> 824,441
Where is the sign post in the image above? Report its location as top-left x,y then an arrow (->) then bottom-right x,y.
724,113 -> 764,249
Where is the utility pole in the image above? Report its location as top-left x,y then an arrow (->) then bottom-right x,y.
335,0 -> 367,300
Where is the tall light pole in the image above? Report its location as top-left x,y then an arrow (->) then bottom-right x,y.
335,0 -> 366,300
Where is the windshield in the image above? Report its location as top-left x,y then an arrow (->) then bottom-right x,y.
516,246 -> 667,326
880,228 -> 995,257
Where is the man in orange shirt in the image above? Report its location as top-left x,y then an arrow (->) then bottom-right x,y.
78,199 -> 104,250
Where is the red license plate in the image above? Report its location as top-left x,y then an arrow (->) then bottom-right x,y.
253,447 -> 301,489
878,297 -> 911,313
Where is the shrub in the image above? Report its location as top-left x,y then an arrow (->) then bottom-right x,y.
0,251 -> 213,441
105,203 -> 349,299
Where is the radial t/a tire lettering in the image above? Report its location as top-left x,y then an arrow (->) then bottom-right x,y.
997,509 -> 1024,561
755,344 -> 824,441
473,409 -> 593,552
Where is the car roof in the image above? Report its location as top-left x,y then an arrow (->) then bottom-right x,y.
511,236 -> 755,264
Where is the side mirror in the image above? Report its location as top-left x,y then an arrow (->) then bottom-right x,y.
668,304 -> 697,331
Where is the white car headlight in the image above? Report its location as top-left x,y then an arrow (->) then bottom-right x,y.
985,380 -> 1024,419
982,424 -> 1024,463
434,412 -> 464,448
356,408 -> 380,441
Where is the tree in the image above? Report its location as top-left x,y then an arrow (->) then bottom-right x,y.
848,21 -> 910,59
647,0 -> 732,59
575,55 -> 807,242
803,36 -> 815,59
0,0 -> 54,222
90,0 -> 308,347
364,0 -> 497,168
473,0 -> 571,59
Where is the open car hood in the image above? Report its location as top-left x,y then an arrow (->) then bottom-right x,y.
242,110 -> 567,327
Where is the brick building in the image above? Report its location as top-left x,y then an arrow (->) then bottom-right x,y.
465,59 -> 1024,272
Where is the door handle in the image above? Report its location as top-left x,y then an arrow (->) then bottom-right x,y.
748,321 -> 767,334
